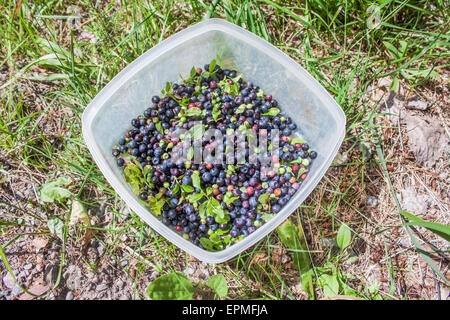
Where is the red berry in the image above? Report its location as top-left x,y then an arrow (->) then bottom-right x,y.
246,187 -> 254,195
188,102 -> 195,109
292,165 -> 299,172
281,136 -> 288,143
176,225 -> 182,232
206,163 -> 213,169
295,143 -> 301,149
300,173 -> 307,180
228,80 -> 233,85
227,185 -> 234,192
273,188 -> 281,196
213,188 -> 219,196
210,81 -> 217,89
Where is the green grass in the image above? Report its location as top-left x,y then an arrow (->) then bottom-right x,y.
0,0 -> 449,300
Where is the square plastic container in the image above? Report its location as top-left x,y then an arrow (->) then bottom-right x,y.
82,18 -> 346,263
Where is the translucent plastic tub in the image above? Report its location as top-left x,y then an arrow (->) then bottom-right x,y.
82,18 -> 346,263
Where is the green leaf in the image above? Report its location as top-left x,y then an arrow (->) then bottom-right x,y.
47,216 -> 65,240
190,66 -> 196,78
277,218 -> 311,273
39,177 -> 72,203
148,195 -> 165,216
235,105 -> 246,114
155,121 -> 163,134
181,185 -> 194,193
301,270 -> 315,300
223,191 -> 239,206
207,274 -> 228,297
187,147 -> 194,161
336,223 -> 351,251
188,193 -> 203,203
208,198 -> 225,220
261,213 -> 275,222
199,201 -> 209,220
146,272 -> 194,300
189,124 -> 206,140
258,193 -> 270,205
69,199 -> 90,226
262,108 -> 280,117
390,75 -> 399,93
209,59 -> 216,73
200,237 -> 217,251
290,138 -> 306,145
400,211 -> 450,242
213,108 -> 221,121
165,82 -> 172,93
318,273 -> 339,297
185,107 -> 202,118
191,171 -> 201,190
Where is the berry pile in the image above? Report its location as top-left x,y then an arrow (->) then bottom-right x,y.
112,60 -> 317,251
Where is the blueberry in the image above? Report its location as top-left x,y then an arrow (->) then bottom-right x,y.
168,209 -> 177,219
139,192 -> 148,200
230,229 -> 239,238
248,226 -> 256,234
184,205 -> 194,215
152,157 -> 160,165
219,223 -> 228,230
309,151 -> 317,159
152,96 -> 160,103
205,216 -> 214,225
128,140 -> 137,149
202,172 -> 212,183
235,218 -> 245,228
249,196 -> 258,208
131,148 -> 140,157
169,198 -> 179,208
182,175 -> 192,186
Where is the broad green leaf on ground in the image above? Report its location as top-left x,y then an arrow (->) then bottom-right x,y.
69,199 -> 90,226
206,274 -> 228,297
39,177 -> 72,203
318,273 -> 339,297
301,270 -> 315,300
400,211 -> 450,242
146,272 -> 194,300
47,216 -> 65,240
277,218 -> 311,273
336,223 -> 352,251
